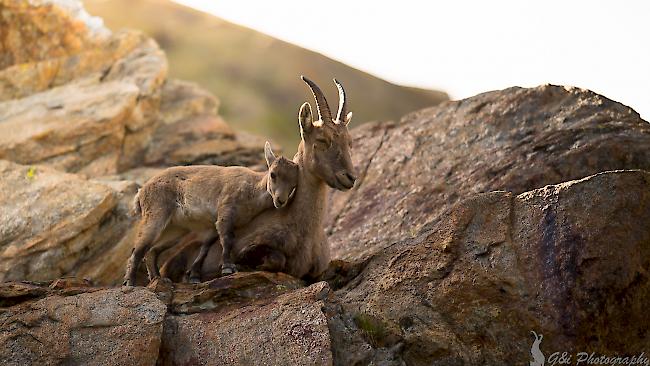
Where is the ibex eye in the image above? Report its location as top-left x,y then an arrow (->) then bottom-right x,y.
270,172 -> 277,180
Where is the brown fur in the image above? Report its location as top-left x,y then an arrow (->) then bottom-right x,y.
182,77 -> 357,280
123,143 -> 298,285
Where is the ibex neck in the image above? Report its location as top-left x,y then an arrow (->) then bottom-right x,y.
293,143 -> 328,222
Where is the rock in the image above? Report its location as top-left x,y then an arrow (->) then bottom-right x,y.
0,24 -> 167,176
74,178 -> 140,285
0,1 -> 266,176
0,30 -> 158,102
160,281 -> 333,366
142,78 -> 250,167
165,271 -> 304,314
0,79 -> 138,176
0,27 -> 167,176
0,281 -> 50,307
0,0 -> 103,70
327,170 -> 650,365
0,160 -> 136,283
0,285 -> 166,366
0,276 -> 331,365
327,85 -> 650,262
0,0 -> 169,175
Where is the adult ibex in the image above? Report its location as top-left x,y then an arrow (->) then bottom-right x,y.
123,142 -> 298,286
179,76 -> 357,281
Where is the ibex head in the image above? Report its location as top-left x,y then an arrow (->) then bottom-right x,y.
265,141 -> 299,208
299,76 -> 357,191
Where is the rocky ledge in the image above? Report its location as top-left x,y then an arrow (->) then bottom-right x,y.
1,169 -> 649,365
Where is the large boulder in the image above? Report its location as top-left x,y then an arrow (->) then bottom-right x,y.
326,170 -> 650,365
0,274 -> 331,366
327,85 -> 650,261
0,284 -> 166,366
160,280 -> 332,366
0,79 -> 139,176
0,0 -> 265,176
0,15 -> 168,175
0,160 -> 136,283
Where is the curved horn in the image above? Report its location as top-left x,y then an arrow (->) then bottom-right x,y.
301,75 -> 332,122
334,78 -> 348,123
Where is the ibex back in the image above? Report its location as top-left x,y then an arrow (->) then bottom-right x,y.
178,76 -> 357,280
123,142 -> 298,286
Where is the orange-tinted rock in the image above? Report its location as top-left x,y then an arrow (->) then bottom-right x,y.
0,286 -> 166,366
0,160 -> 137,283
0,0 -> 101,69
0,79 -> 137,176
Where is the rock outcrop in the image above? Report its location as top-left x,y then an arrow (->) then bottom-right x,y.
0,281 -> 167,366
160,278 -> 332,366
0,160 -> 136,282
0,21 -> 261,176
326,85 -> 650,262
0,0 -> 267,285
2,170 -> 648,365
326,170 -> 650,365
0,273 -> 330,366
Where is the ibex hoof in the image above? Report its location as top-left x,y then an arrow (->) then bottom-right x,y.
188,277 -> 201,284
221,264 -> 237,275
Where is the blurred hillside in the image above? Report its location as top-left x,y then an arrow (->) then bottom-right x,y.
84,0 -> 448,152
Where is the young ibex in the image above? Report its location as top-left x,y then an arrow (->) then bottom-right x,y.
123,142 -> 298,286
170,76 -> 357,280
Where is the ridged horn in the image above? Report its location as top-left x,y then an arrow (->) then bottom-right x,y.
301,75 -> 332,122
333,78 -> 348,123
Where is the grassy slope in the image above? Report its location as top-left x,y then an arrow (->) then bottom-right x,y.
85,0 -> 448,153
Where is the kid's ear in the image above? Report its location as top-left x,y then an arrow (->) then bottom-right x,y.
298,102 -> 313,138
264,141 -> 276,167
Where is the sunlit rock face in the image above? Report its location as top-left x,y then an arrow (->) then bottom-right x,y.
0,0 -> 268,286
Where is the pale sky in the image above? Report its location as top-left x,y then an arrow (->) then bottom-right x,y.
174,0 -> 649,119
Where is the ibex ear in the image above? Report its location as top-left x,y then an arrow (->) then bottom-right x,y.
264,141 -> 276,167
344,112 -> 353,126
298,102 -> 314,138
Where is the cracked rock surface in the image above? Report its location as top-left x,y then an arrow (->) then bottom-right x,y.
0,274 -> 330,366
0,284 -> 167,366
326,170 -> 650,365
326,85 -> 650,262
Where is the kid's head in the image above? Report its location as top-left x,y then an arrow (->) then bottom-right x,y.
264,141 -> 299,208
